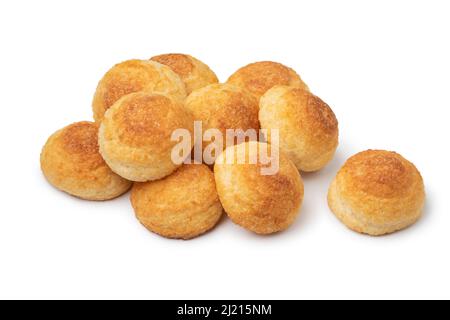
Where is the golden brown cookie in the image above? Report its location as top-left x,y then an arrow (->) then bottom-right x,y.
40,121 -> 131,200
328,150 -> 425,236
151,53 -> 218,94
98,92 -> 195,182
214,141 -> 304,234
131,164 -> 223,240
227,61 -> 308,101
259,86 -> 339,172
92,59 -> 186,122
185,83 -> 260,160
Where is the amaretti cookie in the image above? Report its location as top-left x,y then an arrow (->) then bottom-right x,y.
92,59 -> 187,122
98,92 -> 194,182
328,150 -> 425,236
214,141 -> 304,234
40,121 -> 131,200
227,61 -> 308,101
259,86 -> 339,172
151,53 -> 219,94
131,164 -> 223,240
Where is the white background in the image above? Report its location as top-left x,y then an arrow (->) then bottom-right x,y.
0,0 -> 449,300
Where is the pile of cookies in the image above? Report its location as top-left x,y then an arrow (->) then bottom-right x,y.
40,54 -> 425,239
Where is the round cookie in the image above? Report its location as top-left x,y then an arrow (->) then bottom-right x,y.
40,121 -> 131,200
151,53 -> 218,94
328,150 -> 425,236
131,164 -> 223,240
214,141 -> 304,234
227,61 -> 308,101
92,59 -> 187,122
259,86 -> 339,172
98,92 -> 195,182
185,83 -> 260,160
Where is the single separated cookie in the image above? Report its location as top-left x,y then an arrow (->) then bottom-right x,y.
328,150 -> 425,236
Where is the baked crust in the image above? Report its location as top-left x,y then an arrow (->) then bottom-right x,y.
40,121 -> 131,200
151,53 -> 218,94
92,59 -> 187,122
214,141 -> 304,234
98,92 -> 195,182
327,150 -> 425,235
227,61 -> 308,101
131,164 -> 223,240
259,85 -> 338,172
185,83 -> 260,151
